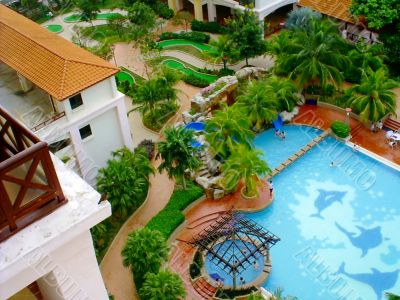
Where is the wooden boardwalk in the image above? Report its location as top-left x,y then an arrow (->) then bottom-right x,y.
265,129 -> 331,180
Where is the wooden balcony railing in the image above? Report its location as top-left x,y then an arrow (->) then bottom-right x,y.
0,106 -> 67,242
31,111 -> 66,132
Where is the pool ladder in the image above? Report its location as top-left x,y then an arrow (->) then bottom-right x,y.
265,129 -> 331,180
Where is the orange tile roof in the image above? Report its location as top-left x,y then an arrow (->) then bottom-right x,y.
0,4 -> 119,100
298,0 -> 355,23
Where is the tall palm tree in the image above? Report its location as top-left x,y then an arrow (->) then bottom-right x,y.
121,228 -> 169,286
157,126 -> 201,189
236,80 -> 278,131
346,68 -> 398,122
205,103 -> 254,157
208,35 -> 239,70
221,145 -> 271,197
139,269 -> 186,300
97,147 -> 154,217
266,76 -> 300,112
282,19 -> 350,91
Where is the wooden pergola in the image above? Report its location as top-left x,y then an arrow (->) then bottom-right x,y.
188,210 -> 280,288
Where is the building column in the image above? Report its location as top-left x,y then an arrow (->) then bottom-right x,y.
115,98 -> 134,150
207,0 -> 216,22
17,73 -> 33,92
37,231 -> 109,300
194,0 -> 203,21
258,13 -> 265,37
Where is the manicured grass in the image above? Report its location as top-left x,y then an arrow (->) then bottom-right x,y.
120,66 -> 146,84
45,24 -> 63,33
158,39 -> 217,53
64,12 -> 122,22
162,59 -> 218,84
116,71 -> 135,86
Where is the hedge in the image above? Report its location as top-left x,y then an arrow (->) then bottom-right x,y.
183,74 -> 210,88
191,19 -> 228,34
145,182 -> 204,239
159,31 -> 210,44
331,120 -> 350,138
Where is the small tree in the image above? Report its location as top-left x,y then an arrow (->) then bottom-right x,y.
74,0 -> 100,26
221,145 -> 270,197
127,2 -> 156,30
226,8 -> 267,65
172,11 -> 194,32
208,35 -> 239,70
139,269 -> 186,300
96,147 -> 154,217
107,14 -> 128,38
121,228 -> 169,287
157,126 -> 201,189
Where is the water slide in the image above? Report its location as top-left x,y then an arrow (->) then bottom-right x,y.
273,114 -> 283,131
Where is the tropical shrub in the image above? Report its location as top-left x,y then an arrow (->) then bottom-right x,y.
146,182 -> 203,239
182,74 -> 210,87
191,19 -> 228,33
218,68 -> 235,77
265,76 -> 299,112
205,103 -> 254,157
121,227 -> 169,288
285,7 -> 322,30
221,145 -> 271,197
157,126 -> 201,189
135,139 -> 155,160
154,2 -> 174,19
215,286 -> 258,299
159,31 -> 211,43
97,147 -> 154,217
331,121 -> 350,138
139,269 -> 186,300
346,68 -> 398,122
142,101 -> 179,131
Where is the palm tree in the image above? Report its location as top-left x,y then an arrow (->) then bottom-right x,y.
346,68 -> 398,122
221,145 -> 270,197
96,147 -> 154,217
273,287 -> 298,300
139,269 -> 186,300
205,103 -> 254,157
281,19 -> 350,91
121,228 -> 169,286
266,76 -> 299,112
208,35 -> 239,70
157,126 -> 201,189
236,80 -> 278,131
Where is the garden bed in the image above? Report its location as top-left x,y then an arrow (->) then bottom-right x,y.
45,24 -> 63,33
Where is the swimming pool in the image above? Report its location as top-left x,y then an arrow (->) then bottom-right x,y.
204,240 -> 264,287
254,125 -> 321,169
249,126 -> 400,299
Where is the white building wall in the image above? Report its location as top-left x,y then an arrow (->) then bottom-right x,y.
81,107 -> 124,171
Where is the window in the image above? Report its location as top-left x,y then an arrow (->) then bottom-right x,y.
79,124 -> 92,140
69,94 -> 83,110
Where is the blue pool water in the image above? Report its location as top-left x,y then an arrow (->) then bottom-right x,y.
185,121 -> 205,132
248,126 -> 400,299
254,125 -> 321,169
205,240 -> 264,287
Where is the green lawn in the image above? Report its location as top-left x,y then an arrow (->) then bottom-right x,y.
45,24 -> 63,33
64,12 -> 123,22
116,71 -> 135,85
158,39 -> 217,53
162,59 -> 218,83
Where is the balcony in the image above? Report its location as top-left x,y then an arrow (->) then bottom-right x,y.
0,106 -> 67,242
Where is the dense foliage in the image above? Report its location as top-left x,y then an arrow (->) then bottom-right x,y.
182,73 -> 210,87
191,19 -> 228,33
121,228 -> 169,288
157,126 -> 201,189
146,182 -> 203,239
135,139 -> 155,160
139,270 -> 186,300
285,7 -> 322,30
96,147 -> 154,217
350,0 -> 400,29
159,31 -> 211,43
331,121 -> 350,138
226,8 -> 267,65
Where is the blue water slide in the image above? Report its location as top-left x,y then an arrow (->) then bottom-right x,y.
273,114 -> 283,130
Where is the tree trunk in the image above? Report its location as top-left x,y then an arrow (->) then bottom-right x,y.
182,176 -> 187,190
223,59 -> 227,70
245,57 -> 249,66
